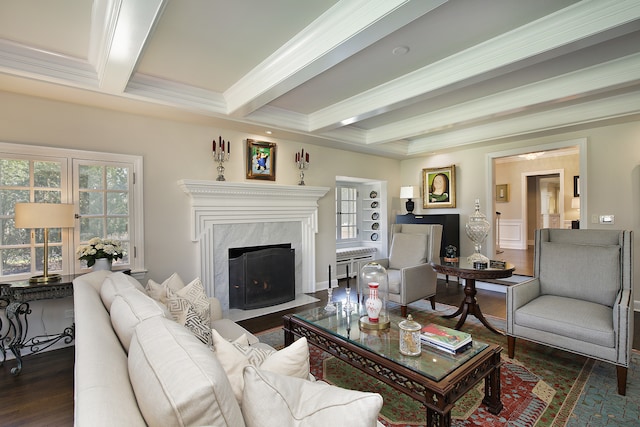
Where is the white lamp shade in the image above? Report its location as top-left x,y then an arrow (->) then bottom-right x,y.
400,186 -> 417,199
15,203 -> 75,228
571,198 -> 580,209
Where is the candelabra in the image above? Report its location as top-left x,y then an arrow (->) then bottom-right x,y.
213,136 -> 230,181
295,148 -> 309,185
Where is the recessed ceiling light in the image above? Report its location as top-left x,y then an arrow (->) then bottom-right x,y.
392,46 -> 410,56
265,130 -> 273,135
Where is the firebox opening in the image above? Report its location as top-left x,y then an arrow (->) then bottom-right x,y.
228,243 -> 295,310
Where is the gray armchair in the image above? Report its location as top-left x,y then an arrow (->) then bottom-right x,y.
506,228 -> 633,395
359,224 -> 442,317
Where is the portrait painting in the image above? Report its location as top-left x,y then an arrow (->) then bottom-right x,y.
246,139 -> 276,180
422,165 -> 456,209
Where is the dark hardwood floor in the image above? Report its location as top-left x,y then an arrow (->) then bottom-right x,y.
2,275 -> 638,426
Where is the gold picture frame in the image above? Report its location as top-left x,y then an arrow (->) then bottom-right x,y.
246,139 -> 276,180
496,184 -> 509,202
422,165 -> 456,208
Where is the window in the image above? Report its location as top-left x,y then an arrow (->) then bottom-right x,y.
336,185 -> 358,242
0,143 -> 144,280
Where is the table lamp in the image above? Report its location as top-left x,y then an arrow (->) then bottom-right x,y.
400,186 -> 418,214
14,203 -> 75,283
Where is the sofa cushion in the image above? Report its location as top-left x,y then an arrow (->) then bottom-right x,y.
110,287 -> 166,352
145,272 -> 185,304
211,329 -> 309,404
539,242 -> 620,306
100,272 -> 146,311
129,316 -> 245,427
241,366 -> 383,427
388,233 -> 427,270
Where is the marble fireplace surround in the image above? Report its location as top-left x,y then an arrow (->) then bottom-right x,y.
178,180 -> 330,311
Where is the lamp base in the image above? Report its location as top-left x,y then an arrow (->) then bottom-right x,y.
405,199 -> 415,214
29,274 -> 62,284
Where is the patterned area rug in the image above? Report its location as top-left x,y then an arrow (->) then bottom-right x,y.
256,302 -> 640,426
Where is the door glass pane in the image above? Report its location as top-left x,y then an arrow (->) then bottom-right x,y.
1,248 -> 30,275
79,165 -> 104,189
80,218 -> 104,241
79,191 -> 104,215
0,189 -> 29,215
34,161 -> 61,188
107,166 -> 128,190
107,192 -> 128,215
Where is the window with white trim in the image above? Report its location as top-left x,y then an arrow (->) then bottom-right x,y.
336,185 -> 358,242
0,143 -> 144,280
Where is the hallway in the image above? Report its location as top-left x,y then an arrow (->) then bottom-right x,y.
496,246 -> 534,277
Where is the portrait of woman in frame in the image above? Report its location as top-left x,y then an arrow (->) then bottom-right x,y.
422,165 -> 456,208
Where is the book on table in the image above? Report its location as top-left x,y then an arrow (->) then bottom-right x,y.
420,323 -> 472,353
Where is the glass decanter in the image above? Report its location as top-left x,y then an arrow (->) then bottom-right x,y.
466,199 -> 491,264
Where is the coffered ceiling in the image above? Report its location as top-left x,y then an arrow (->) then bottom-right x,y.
1,0 -> 639,158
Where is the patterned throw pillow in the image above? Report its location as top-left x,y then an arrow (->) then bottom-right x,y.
175,278 -> 210,325
210,329 -> 309,404
176,304 -> 212,345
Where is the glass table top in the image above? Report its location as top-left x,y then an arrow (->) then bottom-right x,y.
293,303 -> 488,382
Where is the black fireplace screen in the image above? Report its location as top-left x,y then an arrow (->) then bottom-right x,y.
228,244 -> 295,310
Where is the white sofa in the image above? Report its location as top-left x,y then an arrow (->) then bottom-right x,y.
73,271 -> 384,427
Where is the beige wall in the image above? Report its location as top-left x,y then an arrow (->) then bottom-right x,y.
400,121 -> 640,306
0,90 -> 400,287
1,89 -> 639,308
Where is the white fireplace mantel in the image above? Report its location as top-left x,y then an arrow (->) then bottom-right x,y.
178,180 -> 330,301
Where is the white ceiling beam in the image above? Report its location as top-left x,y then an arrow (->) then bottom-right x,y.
90,0 -> 167,94
308,0 -> 640,132
407,90 -> 640,154
366,53 -> 640,145
224,0 -> 447,118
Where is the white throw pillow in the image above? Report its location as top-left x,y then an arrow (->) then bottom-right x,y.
145,272 -> 185,304
242,366 -> 383,427
110,287 -> 166,352
100,272 -> 146,311
129,317 -> 245,427
388,233 -> 428,270
211,329 -> 309,404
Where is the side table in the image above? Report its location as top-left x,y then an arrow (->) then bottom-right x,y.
1,275 -> 77,375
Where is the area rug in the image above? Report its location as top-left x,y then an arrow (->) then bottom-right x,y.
256,302 -> 640,426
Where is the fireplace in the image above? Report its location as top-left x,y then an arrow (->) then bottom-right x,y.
229,244 -> 295,309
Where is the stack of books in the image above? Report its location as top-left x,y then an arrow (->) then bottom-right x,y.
420,323 -> 472,354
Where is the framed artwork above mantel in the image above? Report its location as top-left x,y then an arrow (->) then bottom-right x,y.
246,139 -> 276,181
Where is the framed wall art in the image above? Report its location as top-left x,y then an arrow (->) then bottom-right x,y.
573,175 -> 580,197
496,184 -> 509,202
422,165 -> 456,209
246,139 -> 276,180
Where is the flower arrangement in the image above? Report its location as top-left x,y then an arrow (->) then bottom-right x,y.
77,237 -> 124,267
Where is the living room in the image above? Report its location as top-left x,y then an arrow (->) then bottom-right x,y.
1,1 -> 639,426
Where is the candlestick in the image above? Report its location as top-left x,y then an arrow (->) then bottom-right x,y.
346,264 -> 350,289
295,148 -> 309,185
328,264 -> 331,288
213,136 -> 231,181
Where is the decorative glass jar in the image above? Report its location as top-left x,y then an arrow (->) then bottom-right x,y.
465,199 -> 491,265
359,262 -> 390,330
399,314 -> 422,356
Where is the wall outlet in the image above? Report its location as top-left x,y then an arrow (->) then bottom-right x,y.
64,309 -> 75,319
591,214 -> 599,224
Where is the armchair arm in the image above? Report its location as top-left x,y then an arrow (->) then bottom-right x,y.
613,288 -> 633,365
400,263 -> 437,305
506,278 -> 540,334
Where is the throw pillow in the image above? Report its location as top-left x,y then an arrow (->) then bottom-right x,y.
242,366 -> 383,427
165,278 -> 211,325
145,272 -> 185,304
388,233 -> 428,270
128,316 -> 245,427
175,303 -> 212,346
211,329 -> 309,404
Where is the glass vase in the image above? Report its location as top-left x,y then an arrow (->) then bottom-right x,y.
465,199 -> 491,265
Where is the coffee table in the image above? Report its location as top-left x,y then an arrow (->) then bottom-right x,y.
432,258 -> 515,335
283,305 -> 502,427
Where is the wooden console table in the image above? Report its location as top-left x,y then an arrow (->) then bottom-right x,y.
0,275 -> 77,375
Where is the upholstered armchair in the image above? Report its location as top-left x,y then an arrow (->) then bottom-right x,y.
359,223 -> 442,317
506,228 -> 633,395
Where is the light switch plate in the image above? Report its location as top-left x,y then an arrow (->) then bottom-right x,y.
599,215 -> 615,224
